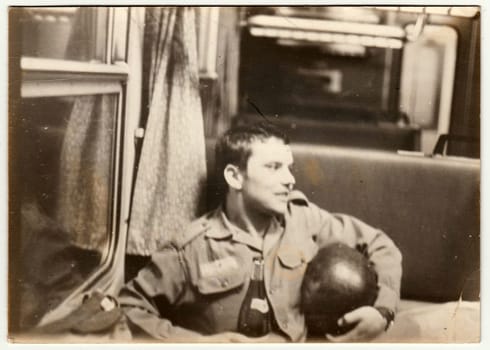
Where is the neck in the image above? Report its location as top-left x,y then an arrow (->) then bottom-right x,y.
224,192 -> 272,237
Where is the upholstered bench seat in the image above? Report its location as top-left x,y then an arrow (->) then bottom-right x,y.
377,299 -> 480,342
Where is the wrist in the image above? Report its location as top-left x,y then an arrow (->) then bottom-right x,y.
374,306 -> 395,331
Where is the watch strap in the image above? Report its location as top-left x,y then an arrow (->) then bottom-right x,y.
374,306 -> 395,331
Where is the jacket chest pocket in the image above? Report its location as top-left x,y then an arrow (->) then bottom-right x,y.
196,267 -> 246,295
277,240 -> 318,269
275,240 -> 319,291
192,265 -> 247,333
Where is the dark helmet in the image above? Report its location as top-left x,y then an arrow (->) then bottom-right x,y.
301,242 -> 379,337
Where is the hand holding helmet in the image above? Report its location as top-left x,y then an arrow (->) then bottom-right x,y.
301,242 -> 387,341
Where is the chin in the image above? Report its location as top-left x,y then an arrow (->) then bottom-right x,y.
267,203 -> 288,216
252,199 -> 288,217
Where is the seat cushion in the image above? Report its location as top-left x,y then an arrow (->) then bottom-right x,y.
375,299 -> 480,343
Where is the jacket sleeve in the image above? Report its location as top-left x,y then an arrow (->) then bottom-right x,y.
306,202 -> 403,313
118,246 -> 202,341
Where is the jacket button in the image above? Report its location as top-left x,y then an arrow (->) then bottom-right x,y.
221,280 -> 229,287
282,320 -> 288,329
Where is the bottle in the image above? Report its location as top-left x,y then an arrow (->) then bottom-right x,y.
237,257 -> 271,337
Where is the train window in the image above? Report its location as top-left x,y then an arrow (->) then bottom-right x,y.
400,25 -> 458,154
20,7 -> 109,62
10,7 -> 132,334
235,7 -> 480,155
17,93 -> 120,329
239,7 -> 405,123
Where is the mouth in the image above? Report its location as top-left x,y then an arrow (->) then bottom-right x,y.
275,192 -> 290,200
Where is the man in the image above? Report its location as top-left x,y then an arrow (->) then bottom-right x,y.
118,123 -> 402,342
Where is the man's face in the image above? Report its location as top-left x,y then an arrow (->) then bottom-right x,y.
240,137 -> 296,216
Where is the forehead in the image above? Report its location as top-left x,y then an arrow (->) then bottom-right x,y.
248,137 -> 293,163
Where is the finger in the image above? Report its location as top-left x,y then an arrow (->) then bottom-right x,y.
337,316 -> 348,328
326,328 -> 359,343
326,333 -> 350,343
341,309 -> 364,325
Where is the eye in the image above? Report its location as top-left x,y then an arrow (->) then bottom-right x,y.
265,162 -> 281,170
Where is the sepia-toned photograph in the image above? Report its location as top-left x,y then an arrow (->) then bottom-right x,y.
6,4 -> 481,345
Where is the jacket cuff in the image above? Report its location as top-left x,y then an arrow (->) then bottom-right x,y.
374,285 -> 399,313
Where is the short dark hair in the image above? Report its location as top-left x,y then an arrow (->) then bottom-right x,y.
214,122 -> 289,194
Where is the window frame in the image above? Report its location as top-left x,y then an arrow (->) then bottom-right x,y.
13,6 -> 139,328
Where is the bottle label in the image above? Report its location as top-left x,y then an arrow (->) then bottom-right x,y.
250,298 -> 269,313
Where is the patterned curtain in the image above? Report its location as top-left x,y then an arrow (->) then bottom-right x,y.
56,95 -> 115,252
126,7 -> 207,255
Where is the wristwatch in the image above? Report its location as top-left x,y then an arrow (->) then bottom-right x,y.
375,306 -> 395,331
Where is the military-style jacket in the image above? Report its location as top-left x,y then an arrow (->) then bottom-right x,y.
118,191 -> 402,342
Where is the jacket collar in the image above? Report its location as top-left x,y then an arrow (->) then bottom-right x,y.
203,206 -> 233,240
204,205 -> 284,252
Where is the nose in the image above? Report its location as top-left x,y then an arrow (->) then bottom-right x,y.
282,167 -> 296,190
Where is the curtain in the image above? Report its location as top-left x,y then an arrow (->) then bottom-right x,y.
56,95 -> 115,252
126,7 -> 207,255
55,7 -> 117,251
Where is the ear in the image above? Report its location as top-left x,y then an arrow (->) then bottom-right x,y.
223,164 -> 244,190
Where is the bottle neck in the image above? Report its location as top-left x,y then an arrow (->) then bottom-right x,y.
251,258 -> 264,281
